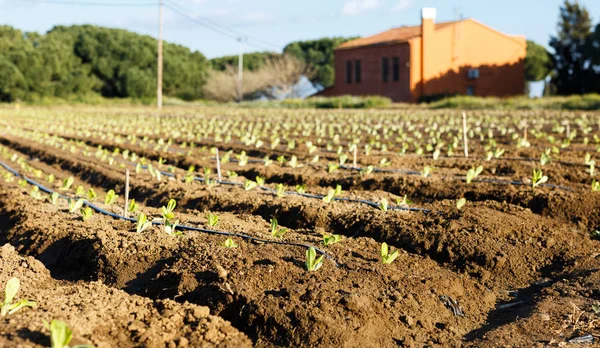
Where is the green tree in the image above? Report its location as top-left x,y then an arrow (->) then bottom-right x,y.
525,40 -> 552,82
283,37 -> 356,88
549,0 -> 594,95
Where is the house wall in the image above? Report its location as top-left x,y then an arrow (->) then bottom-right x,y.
321,43 -> 412,102
409,19 -> 526,101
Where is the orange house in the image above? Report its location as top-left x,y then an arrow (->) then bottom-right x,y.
320,8 -> 526,102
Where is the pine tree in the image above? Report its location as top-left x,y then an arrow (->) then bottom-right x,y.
549,0 -> 593,95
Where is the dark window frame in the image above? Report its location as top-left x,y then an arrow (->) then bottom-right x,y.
382,57 -> 389,82
392,57 -> 400,82
345,60 -> 352,84
466,85 -> 475,96
354,60 -> 362,83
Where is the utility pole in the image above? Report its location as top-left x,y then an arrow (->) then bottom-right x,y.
157,0 -> 164,110
237,36 -> 246,102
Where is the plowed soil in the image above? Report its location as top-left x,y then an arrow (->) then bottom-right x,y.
0,106 -> 599,347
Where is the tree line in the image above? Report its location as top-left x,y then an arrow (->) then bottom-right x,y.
525,0 -> 600,95
0,0 -> 598,103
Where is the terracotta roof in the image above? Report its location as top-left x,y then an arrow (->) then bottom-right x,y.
337,20 -> 459,50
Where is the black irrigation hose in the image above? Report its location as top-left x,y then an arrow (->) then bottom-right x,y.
0,160 -> 340,267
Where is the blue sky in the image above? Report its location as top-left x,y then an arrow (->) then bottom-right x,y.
1,0 -> 599,59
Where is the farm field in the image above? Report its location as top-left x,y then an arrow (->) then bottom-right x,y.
0,106 -> 599,346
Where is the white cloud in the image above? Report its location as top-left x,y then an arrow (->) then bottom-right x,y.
341,0 -> 383,16
393,0 -> 412,11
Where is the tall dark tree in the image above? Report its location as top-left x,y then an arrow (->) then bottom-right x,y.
549,0 -> 593,95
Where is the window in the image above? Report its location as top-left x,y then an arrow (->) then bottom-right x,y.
468,68 -> 480,79
466,85 -> 475,96
392,57 -> 400,82
354,60 -> 362,83
382,57 -> 389,82
345,61 -> 352,84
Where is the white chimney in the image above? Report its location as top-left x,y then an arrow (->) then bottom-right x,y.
421,7 -> 437,21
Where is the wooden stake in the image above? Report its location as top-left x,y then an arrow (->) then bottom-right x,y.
215,148 -> 222,182
523,122 -> 528,142
124,169 -> 130,218
352,146 -> 357,168
462,112 -> 469,158
566,122 -> 570,139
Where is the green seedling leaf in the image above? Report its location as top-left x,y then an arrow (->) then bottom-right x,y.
381,242 -> 400,264
86,188 -> 97,201
531,169 -> 548,189
223,238 -> 238,248
104,190 -> 118,205
305,247 -> 324,271
379,198 -> 388,211
456,198 -> 467,210
243,180 -> 257,191
80,206 -> 93,222
50,192 -> 59,205
60,177 -> 74,191
323,234 -> 341,246
1,278 -> 36,316
127,199 -> 138,213
136,213 -> 151,233
207,212 -> 219,227
68,198 -> 84,213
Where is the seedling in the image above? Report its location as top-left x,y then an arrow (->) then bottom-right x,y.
223,238 -> 238,248
255,176 -> 265,187
1,278 -> 36,316
456,198 -> 467,210
80,206 -> 93,221
327,163 -> 338,173
18,179 -> 27,188
136,213 -> 151,233
323,234 -> 341,246
164,220 -> 181,236
207,212 -> 219,227
295,184 -> 306,194
381,242 -> 400,264
48,174 -> 55,184
275,183 -> 286,197
465,166 -> 483,184
360,165 -> 374,175
323,188 -> 336,203
50,192 -> 59,205
127,199 -> 138,214
270,218 -> 287,238
60,177 -> 74,191
540,149 -> 551,166
421,166 -> 431,178
531,169 -> 548,189
592,179 -> 600,192
104,190 -> 118,205
263,155 -> 273,167
378,198 -> 388,211
395,195 -> 412,208
161,199 -> 176,221
86,188 -> 97,201
75,186 -> 85,197
30,186 -> 43,200
243,180 -> 257,191
227,171 -> 238,179
305,247 -> 324,271
44,319 -> 93,348
68,198 -> 84,213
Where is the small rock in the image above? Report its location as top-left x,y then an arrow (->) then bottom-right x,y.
401,315 -> 415,327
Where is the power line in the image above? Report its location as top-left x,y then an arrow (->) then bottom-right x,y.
165,0 -> 280,51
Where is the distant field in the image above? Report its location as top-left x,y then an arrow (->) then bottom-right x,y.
0,106 -> 599,346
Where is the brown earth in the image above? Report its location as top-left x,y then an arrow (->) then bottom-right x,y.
0,109 -> 600,346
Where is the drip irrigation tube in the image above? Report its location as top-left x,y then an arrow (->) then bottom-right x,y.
0,160 -> 340,267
